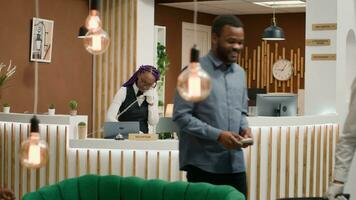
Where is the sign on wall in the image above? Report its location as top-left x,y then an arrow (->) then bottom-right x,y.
305,39 -> 331,46
30,17 -> 54,63
312,23 -> 337,31
311,54 -> 336,61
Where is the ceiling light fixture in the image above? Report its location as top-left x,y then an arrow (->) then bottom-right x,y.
254,0 -> 305,8
176,0 -> 211,102
82,0 -> 110,55
85,0 -> 102,32
19,116 -> 49,168
78,25 -> 88,39
262,1 -> 285,41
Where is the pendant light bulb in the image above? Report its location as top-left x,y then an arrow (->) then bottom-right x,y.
262,0 -> 285,40
83,28 -> 110,55
85,10 -> 102,32
177,47 -> 211,102
19,116 -> 48,168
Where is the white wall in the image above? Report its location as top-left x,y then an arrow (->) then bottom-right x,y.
136,0 -> 155,68
304,0 -> 337,115
336,0 -> 356,126
336,0 -> 356,198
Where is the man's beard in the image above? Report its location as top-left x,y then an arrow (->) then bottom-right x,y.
217,44 -> 239,64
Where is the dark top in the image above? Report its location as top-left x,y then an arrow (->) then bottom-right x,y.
118,85 -> 149,133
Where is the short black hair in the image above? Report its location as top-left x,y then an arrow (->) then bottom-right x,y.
212,15 -> 243,36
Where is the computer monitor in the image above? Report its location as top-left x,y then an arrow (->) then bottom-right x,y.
156,117 -> 179,133
103,121 -> 140,139
256,93 -> 297,116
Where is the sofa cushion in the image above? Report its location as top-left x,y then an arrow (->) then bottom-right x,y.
78,174 -> 99,200
58,177 -> 80,200
38,184 -> 62,200
206,185 -> 244,200
120,176 -> 145,200
163,181 -> 189,200
141,179 -> 166,200
99,175 -> 122,200
22,174 -> 245,200
185,183 -> 212,200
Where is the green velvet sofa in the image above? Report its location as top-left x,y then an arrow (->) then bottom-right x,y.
22,174 -> 245,200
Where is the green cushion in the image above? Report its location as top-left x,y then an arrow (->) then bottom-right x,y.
22,174 -> 245,200
38,185 -> 62,200
78,175 -> 99,200
185,183 -> 212,200
99,175 -> 121,200
58,177 -> 80,200
120,176 -> 145,200
207,185 -> 245,200
141,179 -> 166,200
163,181 -> 189,200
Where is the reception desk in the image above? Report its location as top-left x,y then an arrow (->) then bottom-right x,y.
0,113 -> 87,199
1,114 -> 339,200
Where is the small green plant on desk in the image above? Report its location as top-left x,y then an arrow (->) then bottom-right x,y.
2,102 -> 10,113
78,121 -> 87,139
69,100 -> 78,115
48,103 -> 55,115
158,132 -> 173,140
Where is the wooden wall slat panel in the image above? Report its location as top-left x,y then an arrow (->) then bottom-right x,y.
239,42 -> 304,93
93,0 -> 137,138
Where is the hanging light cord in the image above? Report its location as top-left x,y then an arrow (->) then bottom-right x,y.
34,0 -> 39,114
272,0 -> 276,25
35,0 -> 39,18
193,0 -> 197,46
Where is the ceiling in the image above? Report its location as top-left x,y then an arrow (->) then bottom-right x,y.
159,0 -> 306,15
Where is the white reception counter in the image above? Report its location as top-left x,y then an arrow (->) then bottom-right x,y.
0,113 -> 342,200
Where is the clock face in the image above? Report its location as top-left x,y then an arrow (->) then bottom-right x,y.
272,59 -> 293,81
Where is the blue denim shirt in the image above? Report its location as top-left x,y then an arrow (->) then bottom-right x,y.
173,51 -> 249,174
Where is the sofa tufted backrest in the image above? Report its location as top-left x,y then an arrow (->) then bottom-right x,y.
22,174 -> 245,200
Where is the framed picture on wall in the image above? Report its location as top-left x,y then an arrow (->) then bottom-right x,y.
30,17 -> 54,63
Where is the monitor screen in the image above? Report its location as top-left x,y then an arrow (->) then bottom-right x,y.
256,93 -> 297,116
103,121 -> 140,139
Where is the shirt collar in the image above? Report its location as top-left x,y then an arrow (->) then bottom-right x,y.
207,51 -> 235,73
133,82 -> 139,94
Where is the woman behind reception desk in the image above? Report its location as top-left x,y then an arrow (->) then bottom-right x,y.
106,65 -> 160,133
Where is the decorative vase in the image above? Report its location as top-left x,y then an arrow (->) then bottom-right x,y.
3,106 -> 10,113
48,109 -> 55,115
78,125 -> 87,139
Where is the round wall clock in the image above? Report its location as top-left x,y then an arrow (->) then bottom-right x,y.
272,59 -> 293,81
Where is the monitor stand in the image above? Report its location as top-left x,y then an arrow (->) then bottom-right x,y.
274,104 -> 282,116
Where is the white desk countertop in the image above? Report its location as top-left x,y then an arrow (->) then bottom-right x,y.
247,114 -> 339,126
70,114 -> 339,150
70,138 -> 179,150
0,112 -> 87,125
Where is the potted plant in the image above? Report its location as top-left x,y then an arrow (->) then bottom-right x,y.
0,60 -> 16,101
77,122 -> 87,139
3,102 -> 10,113
48,103 -> 55,115
156,42 -> 170,77
69,100 -> 78,115
156,42 -> 170,115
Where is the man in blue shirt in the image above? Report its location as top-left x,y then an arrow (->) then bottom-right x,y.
173,15 -> 252,198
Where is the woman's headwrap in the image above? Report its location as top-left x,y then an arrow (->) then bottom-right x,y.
122,65 -> 160,87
